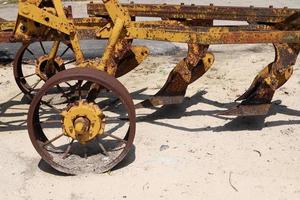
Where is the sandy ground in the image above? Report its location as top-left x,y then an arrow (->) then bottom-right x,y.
0,0 -> 300,200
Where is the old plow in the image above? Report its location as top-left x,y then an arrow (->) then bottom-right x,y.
0,0 -> 299,174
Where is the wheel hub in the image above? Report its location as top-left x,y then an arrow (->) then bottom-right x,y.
61,100 -> 105,144
35,55 -> 64,81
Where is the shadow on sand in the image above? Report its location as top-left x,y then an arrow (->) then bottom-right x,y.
1,88 -> 300,175
1,88 -> 300,133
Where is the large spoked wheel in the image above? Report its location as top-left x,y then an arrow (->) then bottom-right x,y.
27,68 -> 136,174
13,41 -> 75,97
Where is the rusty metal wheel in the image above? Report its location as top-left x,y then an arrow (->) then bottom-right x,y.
27,68 -> 136,174
13,41 -> 75,97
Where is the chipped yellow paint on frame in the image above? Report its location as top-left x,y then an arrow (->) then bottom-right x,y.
18,2 -> 73,34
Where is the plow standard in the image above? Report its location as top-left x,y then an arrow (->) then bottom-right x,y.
0,0 -> 299,174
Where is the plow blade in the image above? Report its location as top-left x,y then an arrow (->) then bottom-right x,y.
218,104 -> 271,116
135,43 -> 214,108
224,43 -> 300,116
116,45 -> 149,77
237,43 -> 300,105
135,95 -> 184,109
236,65 -> 293,102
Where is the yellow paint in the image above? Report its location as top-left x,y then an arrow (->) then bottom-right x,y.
97,17 -> 125,74
61,101 -> 105,144
18,2 -> 73,34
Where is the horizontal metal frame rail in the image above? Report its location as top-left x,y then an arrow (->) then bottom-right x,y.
0,17 -> 108,42
87,2 -> 300,23
126,22 -> 300,44
0,20 -> 15,42
2,2 -> 299,45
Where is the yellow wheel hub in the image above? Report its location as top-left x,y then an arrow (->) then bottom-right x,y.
35,55 -> 65,81
61,101 -> 105,144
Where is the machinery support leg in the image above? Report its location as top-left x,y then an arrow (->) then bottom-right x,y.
44,40 -> 60,77
98,17 -> 125,75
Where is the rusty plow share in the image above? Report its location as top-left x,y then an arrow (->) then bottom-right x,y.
220,43 -> 300,116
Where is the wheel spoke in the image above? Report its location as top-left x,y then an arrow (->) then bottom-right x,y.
19,73 -> 36,80
39,41 -> 46,54
26,48 -> 37,60
83,145 -> 88,159
43,133 -> 64,147
101,98 -> 121,111
97,136 -> 109,156
60,46 -> 70,57
62,139 -> 74,159
77,80 -> 83,100
61,81 -> 80,97
105,116 -> 129,123
103,133 -> 127,144
30,79 -> 42,91
22,60 -> 35,65
40,100 -> 62,113
40,119 -> 61,124
65,82 -> 72,87
56,84 -> 70,102
86,83 -> 101,103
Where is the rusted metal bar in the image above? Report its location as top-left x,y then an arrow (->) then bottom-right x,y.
0,32 -> 13,42
0,20 -> 15,42
126,24 -> 300,44
0,17 -> 108,42
74,17 -> 109,39
0,21 -> 15,31
87,2 -> 300,24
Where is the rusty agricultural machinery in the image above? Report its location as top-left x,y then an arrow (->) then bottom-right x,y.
0,0 -> 299,174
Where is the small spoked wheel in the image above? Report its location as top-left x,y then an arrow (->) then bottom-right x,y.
13,41 -> 75,97
27,68 -> 136,174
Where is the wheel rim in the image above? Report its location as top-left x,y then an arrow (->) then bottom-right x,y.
27,68 -> 136,174
13,41 -> 75,97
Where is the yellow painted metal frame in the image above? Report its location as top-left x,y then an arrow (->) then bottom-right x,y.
126,26 -> 300,44
18,2 -> 72,34
14,0 -> 300,72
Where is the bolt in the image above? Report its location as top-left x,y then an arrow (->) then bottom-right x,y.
74,117 -> 90,135
21,7 -> 30,15
20,25 -> 27,33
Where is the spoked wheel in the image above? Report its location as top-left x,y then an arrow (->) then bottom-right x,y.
27,68 -> 136,174
13,41 -> 75,97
